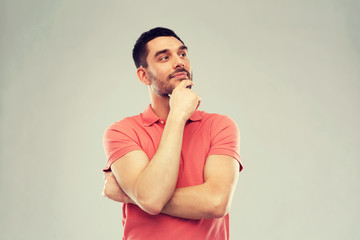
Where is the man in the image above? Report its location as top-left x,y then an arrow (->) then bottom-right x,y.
102,27 -> 242,240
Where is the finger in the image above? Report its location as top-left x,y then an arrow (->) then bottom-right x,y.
103,171 -> 112,180
101,185 -> 107,197
178,80 -> 194,88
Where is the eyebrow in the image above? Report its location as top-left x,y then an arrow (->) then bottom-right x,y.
154,45 -> 188,59
179,45 -> 188,51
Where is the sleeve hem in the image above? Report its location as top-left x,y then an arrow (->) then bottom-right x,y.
103,145 -> 142,172
208,149 -> 243,172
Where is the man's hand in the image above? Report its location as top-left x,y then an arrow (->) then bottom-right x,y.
168,80 -> 201,122
102,172 -> 134,204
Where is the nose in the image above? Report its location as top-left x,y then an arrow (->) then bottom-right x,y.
174,56 -> 185,69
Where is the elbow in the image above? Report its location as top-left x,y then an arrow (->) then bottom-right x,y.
211,205 -> 229,219
134,183 -> 170,215
209,195 -> 231,218
136,196 -> 165,215
141,202 -> 163,215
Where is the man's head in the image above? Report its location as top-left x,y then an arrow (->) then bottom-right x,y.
132,27 -> 184,68
134,27 -> 192,96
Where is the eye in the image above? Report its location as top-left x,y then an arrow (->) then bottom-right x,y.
159,56 -> 169,61
179,52 -> 187,58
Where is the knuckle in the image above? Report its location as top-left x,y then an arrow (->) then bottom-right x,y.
103,189 -> 109,197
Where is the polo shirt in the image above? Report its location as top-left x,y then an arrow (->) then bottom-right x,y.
103,105 -> 242,240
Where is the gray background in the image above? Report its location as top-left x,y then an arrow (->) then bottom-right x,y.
1,0 -> 359,239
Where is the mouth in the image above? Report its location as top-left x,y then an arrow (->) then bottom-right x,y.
169,68 -> 190,80
171,71 -> 188,79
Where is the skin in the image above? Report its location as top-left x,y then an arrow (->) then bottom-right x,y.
103,36 -> 239,219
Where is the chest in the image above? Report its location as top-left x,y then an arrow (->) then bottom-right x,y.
137,122 -> 211,187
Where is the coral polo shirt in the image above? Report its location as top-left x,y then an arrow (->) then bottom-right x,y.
103,105 -> 242,240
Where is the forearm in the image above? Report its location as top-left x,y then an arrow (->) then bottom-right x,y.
162,156 -> 239,220
108,155 -> 239,217
131,115 -> 186,213
161,183 -> 231,220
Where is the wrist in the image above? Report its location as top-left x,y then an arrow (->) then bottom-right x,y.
167,111 -> 188,125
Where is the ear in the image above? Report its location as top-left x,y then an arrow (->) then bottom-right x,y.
137,67 -> 151,85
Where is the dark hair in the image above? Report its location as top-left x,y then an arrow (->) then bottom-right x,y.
132,27 -> 184,68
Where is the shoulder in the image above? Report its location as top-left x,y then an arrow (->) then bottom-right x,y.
108,114 -> 142,129
196,111 -> 240,142
104,114 -> 143,137
199,111 -> 239,129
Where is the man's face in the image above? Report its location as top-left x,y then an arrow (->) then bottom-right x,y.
144,36 -> 192,96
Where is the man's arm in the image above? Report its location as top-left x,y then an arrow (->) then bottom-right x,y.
161,154 -> 239,219
108,80 -> 200,215
102,171 -> 134,203
103,154 -> 239,220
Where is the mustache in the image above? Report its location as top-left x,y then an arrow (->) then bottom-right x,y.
168,68 -> 191,80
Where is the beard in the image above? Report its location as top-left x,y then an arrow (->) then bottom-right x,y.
148,68 -> 192,97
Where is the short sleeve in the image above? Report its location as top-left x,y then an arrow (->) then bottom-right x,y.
208,115 -> 243,171
103,119 -> 142,171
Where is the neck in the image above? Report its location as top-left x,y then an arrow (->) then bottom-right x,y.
149,89 -> 170,120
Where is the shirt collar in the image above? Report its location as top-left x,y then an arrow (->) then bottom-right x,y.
189,110 -> 202,122
141,105 -> 160,126
141,104 -> 202,126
